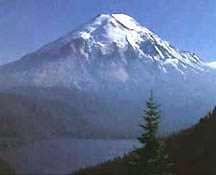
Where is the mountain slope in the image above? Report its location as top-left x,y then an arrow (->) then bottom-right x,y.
0,14 -> 206,89
0,14 -> 215,137
0,92 -> 118,140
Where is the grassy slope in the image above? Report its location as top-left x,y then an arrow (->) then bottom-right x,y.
73,108 -> 216,175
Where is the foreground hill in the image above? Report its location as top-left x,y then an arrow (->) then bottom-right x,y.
167,107 -> 216,175
73,107 -> 216,175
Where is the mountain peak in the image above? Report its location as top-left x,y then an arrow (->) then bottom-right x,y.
92,13 -> 147,32
25,13 -> 204,81
39,13 -> 153,54
111,14 -> 143,30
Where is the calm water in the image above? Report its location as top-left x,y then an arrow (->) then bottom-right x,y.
0,138 -> 139,174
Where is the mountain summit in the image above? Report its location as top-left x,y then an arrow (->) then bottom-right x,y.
38,13 -> 204,72
0,14 -> 215,136
0,13 -> 206,89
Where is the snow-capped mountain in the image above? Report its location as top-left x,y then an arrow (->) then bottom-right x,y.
38,14 -> 203,70
0,14 -> 206,89
0,14 -> 215,136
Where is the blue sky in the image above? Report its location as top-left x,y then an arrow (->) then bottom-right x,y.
0,0 -> 216,62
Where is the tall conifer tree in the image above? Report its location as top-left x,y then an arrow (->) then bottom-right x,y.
132,90 -> 174,175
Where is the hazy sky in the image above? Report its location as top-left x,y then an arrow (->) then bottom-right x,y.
0,0 -> 216,63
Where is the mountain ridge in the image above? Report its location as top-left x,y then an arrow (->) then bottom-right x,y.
0,13 -> 207,90
0,14 -> 215,137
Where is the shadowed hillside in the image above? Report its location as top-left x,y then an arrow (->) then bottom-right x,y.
0,92 -> 87,139
167,107 -> 216,175
0,92 -> 124,147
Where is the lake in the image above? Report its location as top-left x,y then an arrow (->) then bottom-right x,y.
0,138 -> 139,174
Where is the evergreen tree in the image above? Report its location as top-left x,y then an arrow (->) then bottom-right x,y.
131,90 -> 174,175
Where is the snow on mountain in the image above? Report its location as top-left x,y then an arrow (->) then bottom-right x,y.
0,14 -> 206,90
205,61 -> 216,69
0,14 -> 215,136
38,14 -> 204,71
